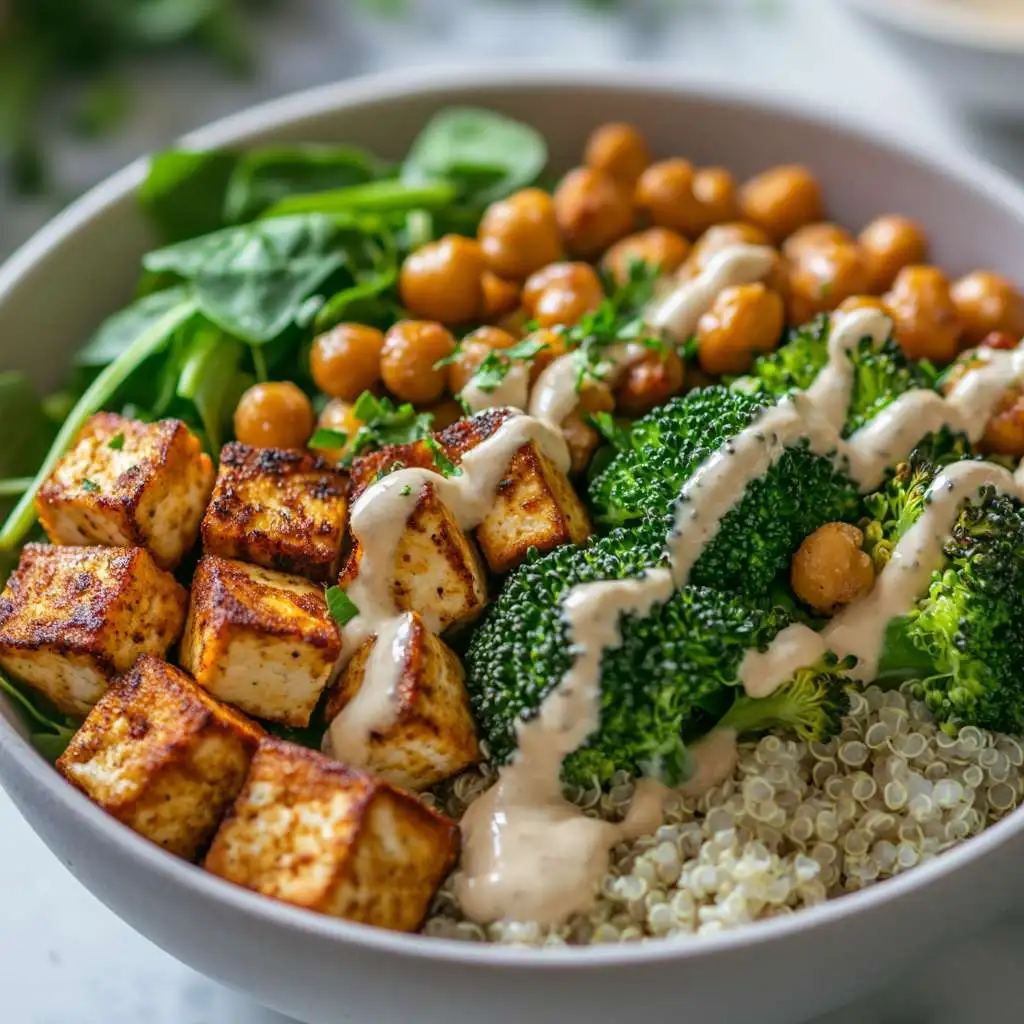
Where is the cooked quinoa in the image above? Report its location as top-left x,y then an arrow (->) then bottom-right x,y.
423,683 -> 1024,946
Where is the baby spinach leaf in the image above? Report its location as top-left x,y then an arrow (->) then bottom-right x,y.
263,178 -> 457,219
176,327 -> 252,453
140,149 -> 239,243
402,107 -> 547,207
0,295 -> 198,552
312,268 -> 400,333
144,215 -> 345,344
225,144 -> 390,222
0,670 -> 78,762
74,286 -> 193,368
0,373 -> 58,482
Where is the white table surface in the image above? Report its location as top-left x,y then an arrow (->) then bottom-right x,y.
4,2 -> 1024,1021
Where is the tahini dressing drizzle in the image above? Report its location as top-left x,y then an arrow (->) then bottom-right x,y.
324,243 -> 1024,927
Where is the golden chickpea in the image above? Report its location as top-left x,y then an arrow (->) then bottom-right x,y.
837,294 -> 889,315
602,227 -> 691,284
310,323 -> 384,401
614,350 -> 685,417
481,271 -> 521,322
496,306 -> 531,339
791,523 -> 875,616
426,399 -> 466,432
950,270 -> 1024,347
691,167 -> 739,230
380,321 -> 456,404
858,214 -> 929,293
696,283 -> 785,377
234,382 -> 314,450
683,221 -> 786,295
446,326 -> 518,394
787,242 -> 871,325
981,386 -> 1024,456
562,381 -> 615,474
399,234 -> 485,325
310,398 -> 362,462
635,159 -> 703,236
584,122 -> 651,188
739,164 -> 823,243
554,167 -> 634,258
527,328 -> 570,383
883,266 -> 963,363
478,188 -> 564,281
781,222 -> 853,262
522,263 -> 605,327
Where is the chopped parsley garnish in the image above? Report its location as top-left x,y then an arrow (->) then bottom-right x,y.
373,460 -> 407,484
425,436 -> 462,477
400,484 -> 413,496
309,427 -> 348,450
586,410 -> 632,452
432,342 -> 464,370
325,586 -> 360,627
348,392 -> 434,461
468,336 -> 549,394
81,478 -> 100,493
107,432 -> 126,451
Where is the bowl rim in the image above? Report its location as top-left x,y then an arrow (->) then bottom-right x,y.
4,64 -> 1024,969
842,0 -> 1024,53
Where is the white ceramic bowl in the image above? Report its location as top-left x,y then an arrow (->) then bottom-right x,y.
4,68 -> 1024,1024
842,0 -> 1024,119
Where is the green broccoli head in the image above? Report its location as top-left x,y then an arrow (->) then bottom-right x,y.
716,660 -> 852,743
737,314 -> 938,436
586,385 -> 861,598
867,442 -> 1024,735
465,530 -> 845,787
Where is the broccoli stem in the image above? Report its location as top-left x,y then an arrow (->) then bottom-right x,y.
874,617 -> 937,685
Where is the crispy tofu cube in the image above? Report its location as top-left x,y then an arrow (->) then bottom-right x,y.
181,556 -> 339,727
202,443 -> 348,582
56,656 -> 263,860
205,739 -> 459,931
324,612 -> 478,791
36,413 -> 214,569
438,410 -> 592,573
341,459 -> 487,634
0,544 -> 188,716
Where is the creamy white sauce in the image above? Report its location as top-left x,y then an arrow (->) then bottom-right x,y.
461,361 -> 530,414
328,241 -> 1024,929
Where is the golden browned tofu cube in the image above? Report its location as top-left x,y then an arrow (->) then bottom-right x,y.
324,612 -> 478,791
56,656 -> 263,859
0,544 -> 188,716
180,556 -> 339,727
205,739 -> 459,931
36,413 -> 214,569
341,455 -> 487,634
438,410 -> 591,573
202,443 -> 348,582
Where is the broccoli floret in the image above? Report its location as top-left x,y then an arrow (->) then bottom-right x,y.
587,385 -> 861,598
867,445 -> 1024,734
716,662 -> 852,743
465,530 -> 846,787
736,315 -> 938,436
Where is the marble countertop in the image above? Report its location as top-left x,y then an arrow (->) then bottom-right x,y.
3,1 -> 1024,1021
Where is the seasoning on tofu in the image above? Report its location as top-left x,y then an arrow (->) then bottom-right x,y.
180,555 -> 340,728
205,739 -> 459,932
35,413 -> 214,570
202,443 -> 348,582
57,656 -> 263,859
0,544 -> 187,715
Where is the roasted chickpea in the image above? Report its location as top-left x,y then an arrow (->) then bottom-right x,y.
554,167 -> 634,258
233,382 -> 314,450
478,188 -> 563,281
310,323 -> 384,401
446,326 -> 518,394
858,214 -> 929,293
781,222 -> 853,262
614,349 -> 685,417
683,221 -> 786,295
635,159 -> 727,238
399,234 -> 485,325
522,262 -> 605,328
602,227 -> 691,284
837,294 -> 889,315
496,306 -> 531,339
527,328 -> 570,383
584,122 -> 651,188
791,523 -> 875,616
380,321 -> 456,404
883,266 -> 963,363
787,242 -> 871,325
311,398 -> 362,462
561,380 -> 615,474
426,399 -> 466,432
950,270 -> 1024,347
980,386 -> 1024,456
481,271 -> 521,322
696,283 -> 785,377
739,165 -> 823,243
